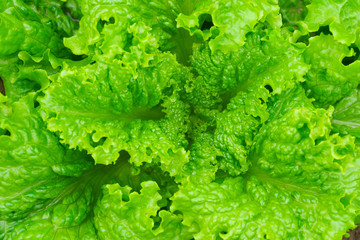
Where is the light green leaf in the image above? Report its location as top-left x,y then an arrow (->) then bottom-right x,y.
65,0 -> 280,65
302,34 -> 360,107
214,91 -> 268,175
0,97 -> 163,238
39,54 -> 189,176
186,26 -> 308,120
172,90 -> 358,239
266,84 -> 314,122
333,88 -> 360,138
94,181 -> 191,240
2,1 -> 360,239
305,0 -> 360,46
64,0 -> 179,56
181,133 -> 220,184
7,209 -> 97,240
0,0 -> 79,99
0,6 -> 71,59
0,94 -> 104,239
0,64 -> 50,100
0,94 -> 92,222
177,0 -> 281,52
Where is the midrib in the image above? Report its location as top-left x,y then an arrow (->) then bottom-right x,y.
9,11 -> 59,54
332,119 -> 360,128
180,0 -> 199,15
63,111 -> 134,121
244,164 -> 325,197
32,155 -> 132,217
61,106 -> 165,122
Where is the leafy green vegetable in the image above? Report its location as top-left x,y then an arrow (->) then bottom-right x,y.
0,0 -> 80,99
302,34 -> 360,107
173,89 -> 358,239
185,25 -> 308,122
305,0 -> 360,47
176,0 -> 281,52
333,88 -> 360,138
95,181 -> 191,240
39,54 -> 189,172
1,0 -> 360,239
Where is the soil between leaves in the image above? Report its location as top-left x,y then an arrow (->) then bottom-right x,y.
0,77 -> 4,95
344,226 -> 360,240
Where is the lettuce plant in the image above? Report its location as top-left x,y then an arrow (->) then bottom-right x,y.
1,0 -> 360,239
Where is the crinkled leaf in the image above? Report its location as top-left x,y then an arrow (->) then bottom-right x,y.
64,0 -> 182,59
0,95 -> 105,239
0,95 -> 92,221
39,55 -> 189,177
302,34 -> 360,107
0,0 -> 79,99
0,62 -> 50,100
333,88 -> 360,138
94,181 -> 191,240
0,2 -> 72,59
177,0 -> 281,52
6,209 -> 97,240
305,0 -> 360,46
2,1 -> 360,239
66,0 -> 280,62
186,27 -> 308,120
172,95 -> 358,239
181,133 -> 220,184
0,96 -> 168,238
214,92 -> 268,175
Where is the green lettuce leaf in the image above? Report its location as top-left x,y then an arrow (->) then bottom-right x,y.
176,0 -> 281,52
94,181 -> 191,240
305,0 -> 360,47
0,94 -> 184,239
186,26 -> 308,120
0,1 -> 73,59
66,0 -> 281,62
302,34 -> 360,107
181,132 -> 220,184
0,0 -> 80,99
64,0 -> 188,63
266,84 -> 314,122
0,94 -> 92,220
39,54 -> 189,176
214,91 -> 268,175
172,89 -> 359,239
333,88 -> 360,138
0,94 -> 99,239
2,1 -> 360,239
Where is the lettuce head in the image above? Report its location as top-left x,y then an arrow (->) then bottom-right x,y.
1,0 -> 360,239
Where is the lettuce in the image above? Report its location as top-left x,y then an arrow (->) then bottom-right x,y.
1,0 -> 360,239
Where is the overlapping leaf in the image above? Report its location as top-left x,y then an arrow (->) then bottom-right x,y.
186,26 -> 308,120
0,94 -> 97,239
1,0 -> 360,239
39,54 -> 189,176
0,0 -> 80,99
305,0 -> 360,47
302,34 -> 360,107
172,89 -> 359,239
94,181 -> 191,240
333,88 -> 360,138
